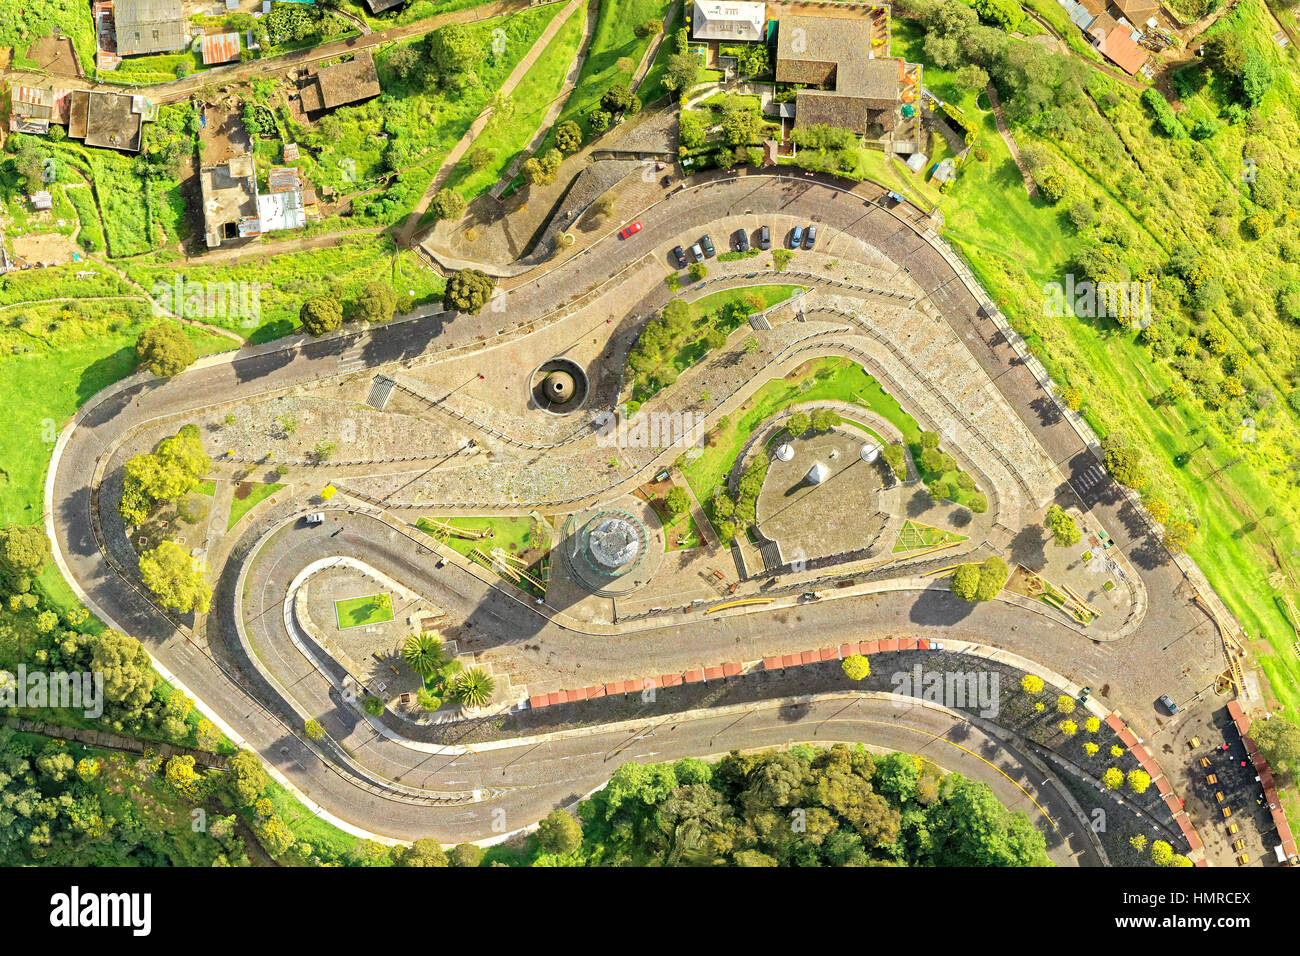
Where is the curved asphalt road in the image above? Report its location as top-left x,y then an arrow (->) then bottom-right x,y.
47,172 -> 1218,848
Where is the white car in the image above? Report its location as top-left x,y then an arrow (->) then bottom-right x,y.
305,512 -> 325,525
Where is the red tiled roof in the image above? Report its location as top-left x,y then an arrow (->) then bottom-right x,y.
1155,776 -> 1173,796
900,637 -> 918,651
819,647 -> 839,662
917,638 -> 931,650
604,682 -> 623,697
861,641 -> 880,654
1104,713 -> 1125,732
585,685 -> 605,699
840,643 -> 859,657
684,669 -> 705,684
704,666 -> 725,681
1098,24 -> 1147,76
764,657 -> 783,670
566,687 -> 587,702
800,650 -> 818,665
782,654 -> 800,668
529,694 -> 548,709
722,662 -> 742,677
1118,728 -> 1138,748
1130,744 -> 1150,765
661,673 -> 684,687
881,638 -> 899,652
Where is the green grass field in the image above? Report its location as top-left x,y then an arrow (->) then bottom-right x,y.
227,482 -> 284,530
416,514 -> 548,557
894,520 -> 968,553
334,593 -> 395,629
441,0 -> 590,202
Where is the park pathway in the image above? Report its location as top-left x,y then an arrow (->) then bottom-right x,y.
984,84 -> 1037,199
490,0 -> 599,199
396,0 -> 589,244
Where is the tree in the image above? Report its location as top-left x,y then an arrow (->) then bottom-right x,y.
1127,769 -> 1151,794
1203,32 -> 1246,76
522,148 -> 562,187
429,187 -> 466,221
90,629 -> 157,721
536,807 -> 583,855
1021,674 -> 1044,695
588,110 -> 612,133
809,408 -> 842,433
426,24 -> 481,85
664,486 -> 691,517
443,268 -> 496,314
1058,720 -> 1077,736
227,750 -> 268,806
1044,505 -> 1081,547
1102,767 -> 1123,790
1251,717 -> 1300,779
1103,436 -> 1145,488
722,107 -> 762,147
689,262 -> 707,282
300,295 -> 343,336
1056,694 -> 1076,714
393,837 -> 449,866
785,412 -> 811,437
304,719 -> 325,741
453,667 -> 495,708
1150,839 -> 1174,866
350,281 -> 398,323
0,525 -> 51,581
1162,518 -> 1196,554
841,653 -> 870,681
138,540 -> 211,614
663,53 -> 701,98
403,632 -> 447,676
554,120 -> 583,154
635,19 -> 662,38
601,84 -> 637,115
951,556 -> 1009,602
135,322 -> 196,377
451,842 -> 484,867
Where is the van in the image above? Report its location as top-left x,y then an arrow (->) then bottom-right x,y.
305,512 -> 325,525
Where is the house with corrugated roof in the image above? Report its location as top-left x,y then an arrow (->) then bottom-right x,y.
113,0 -> 189,57
298,51 -> 383,115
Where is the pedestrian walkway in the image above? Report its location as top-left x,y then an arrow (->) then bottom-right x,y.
397,0 -> 589,242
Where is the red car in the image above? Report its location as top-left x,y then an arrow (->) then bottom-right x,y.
618,221 -> 643,239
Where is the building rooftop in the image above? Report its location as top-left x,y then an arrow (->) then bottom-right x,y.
1097,22 -> 1148,74
775,16 -> 906,133
114,0 -> 188,57
691,1 -> 767,42
299,50 -> 382,113
201,32 -> 241,65
82,91 -> 145,151
200,154 -> 261,248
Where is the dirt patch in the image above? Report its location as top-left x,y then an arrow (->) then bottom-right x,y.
25,35 -> 81,78
234,481 -> 254,500
200,104 -> 253,165
11,233 -> 81,265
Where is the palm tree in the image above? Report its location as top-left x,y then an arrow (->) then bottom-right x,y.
453,668 -> 495,708
402,631 -> 445,676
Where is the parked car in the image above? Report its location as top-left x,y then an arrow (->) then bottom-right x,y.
788,225 -> 803,249
671,245 -> 688,268
734,229 -> 750,252
691,243 -> 705,262
759,225 -> 771,250
1158,693 -> 1179,715
305,512 -> 325,525
700,234 -> 715,257
618,221 -> 643,239
804,224 -> 817,249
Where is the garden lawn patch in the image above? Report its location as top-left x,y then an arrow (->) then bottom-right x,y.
894,520 -> 968,553
334,592 -> 395,629
227,482 -> 284,530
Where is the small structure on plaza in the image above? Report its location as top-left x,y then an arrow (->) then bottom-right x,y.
531,357 -> 590,413
860,443 -> 880,464
806,461 -> 829,485
775,442 -> 794,462
559,508 -> 652,595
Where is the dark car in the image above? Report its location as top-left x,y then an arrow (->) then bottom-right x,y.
788,226 -> 803,249
759,225 -> 771,250
701,234 -> 715,257
671,245 -> 687,269
734,229 -> 750,252
804,224 -> 817,249
1158,694 -> 1179,715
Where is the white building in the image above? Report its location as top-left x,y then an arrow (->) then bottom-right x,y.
691,1 -> 767,42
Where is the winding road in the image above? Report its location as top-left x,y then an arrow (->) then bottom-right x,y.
45,171 -> 1222,853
